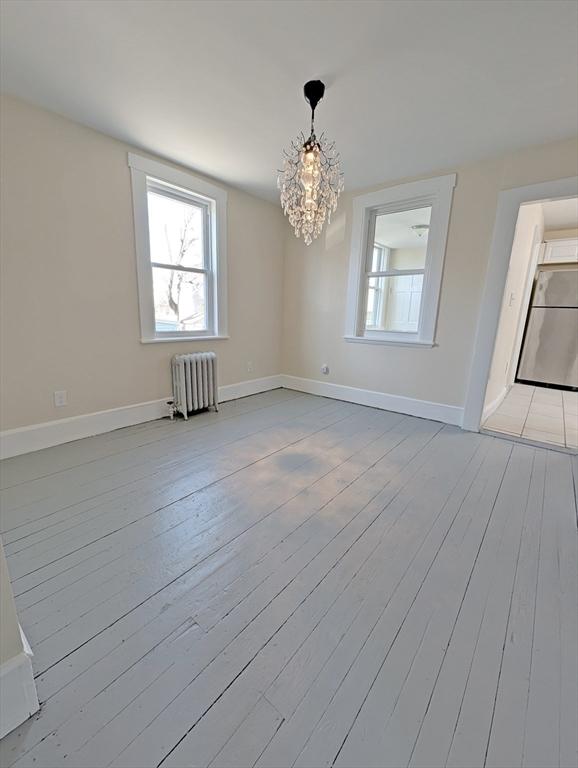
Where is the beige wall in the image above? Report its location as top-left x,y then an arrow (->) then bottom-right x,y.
544,228 -> 578,239
484,203 -> 544,408
0,95 -> 285,430
0,536 -> 23,665
282,138 -> 578,409
389,247 -> 426,270
1,95 -> 577,431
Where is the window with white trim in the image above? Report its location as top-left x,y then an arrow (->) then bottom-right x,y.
128,153 -> 228,343
345,174 -> 456,346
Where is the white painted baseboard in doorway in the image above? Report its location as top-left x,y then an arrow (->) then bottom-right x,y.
481,384 -> 511,423
0,627 -> 39,739
0,375 -> 284,459
280,375 -> 464,426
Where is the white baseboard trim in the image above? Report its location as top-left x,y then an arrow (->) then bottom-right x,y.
218,375 -> 283,403
0,398 -> 171,460
0,373 -> 463,459
481,385 -> 510,423
280,375 -> 464,426
0,375 -> 285,460
0,628 -> 39,739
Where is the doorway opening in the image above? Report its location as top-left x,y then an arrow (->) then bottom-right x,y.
480,196 -> 578,451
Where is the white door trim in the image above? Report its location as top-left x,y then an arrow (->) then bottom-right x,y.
0,627 -> 39,739
462,176 -> 578,431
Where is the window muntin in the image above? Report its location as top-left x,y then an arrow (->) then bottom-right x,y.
363,206 -> 431,334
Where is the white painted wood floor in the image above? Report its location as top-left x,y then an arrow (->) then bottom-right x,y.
0,389 -> 576,768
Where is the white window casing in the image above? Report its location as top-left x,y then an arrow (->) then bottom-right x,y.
345,173 -> 456,347
128,152 -> 228,343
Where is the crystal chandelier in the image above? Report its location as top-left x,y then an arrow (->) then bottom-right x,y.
278,80 -> 344,245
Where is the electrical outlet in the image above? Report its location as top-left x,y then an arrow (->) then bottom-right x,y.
247,361 -> 254,373
54,390 -> 67,407
321,365 -> 329,375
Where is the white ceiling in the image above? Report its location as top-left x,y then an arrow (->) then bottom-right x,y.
542,197 -> 578,230
1,0 -> 577,202
375,207 -> 431,250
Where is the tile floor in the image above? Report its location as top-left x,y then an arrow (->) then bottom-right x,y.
483,383 -> 578,450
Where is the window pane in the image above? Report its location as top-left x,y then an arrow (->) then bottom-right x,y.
372,206 -> 431,271
152,267 -> 207,332
365,274 -> 423,333
370,245 -> 390,272
147,189 -> 205,269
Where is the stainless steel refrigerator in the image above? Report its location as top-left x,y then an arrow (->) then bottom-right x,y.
517,265 -> 578,389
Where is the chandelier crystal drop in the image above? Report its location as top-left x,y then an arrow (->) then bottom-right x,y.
278,80 -> 344,245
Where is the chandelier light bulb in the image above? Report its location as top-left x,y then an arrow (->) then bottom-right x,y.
278,80 -> 344,245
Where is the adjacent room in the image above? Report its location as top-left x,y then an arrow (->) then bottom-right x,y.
0,2 -> 577,768
481,197 -> 578,449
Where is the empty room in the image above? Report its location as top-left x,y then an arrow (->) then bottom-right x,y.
0,2 -> 577,767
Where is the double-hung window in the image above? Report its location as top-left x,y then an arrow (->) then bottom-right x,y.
345,174 -> 456,346
129,153 -> 228,342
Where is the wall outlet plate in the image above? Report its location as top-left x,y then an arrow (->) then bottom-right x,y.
54,390 -> 67,407
321,365 -> 330,375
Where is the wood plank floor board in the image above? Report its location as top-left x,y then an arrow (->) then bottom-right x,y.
292,439 -> 516,768
255,438 -> 512,767
0,404 -> 310,548
555,461 -> 578,768
0,391 -> 322,515
261,432 -> 491,728
156,432 -> 486,768
186,415 -> 415,632
428,451 -> 546,768
54,422 -> 447,768
438,445 -> 536,768
0,391 -> 575,768
21,408 -> 400,660
262,436 -> 496,731
98,426 -> 464,765
29,413 -> 412,702
35,425 -> 439,768
0,389 -> 300,492
5,399 -> 359,555
8,401 -> 360,604
2,411 -> 428,767
0,394 -> 325,549
0,392 -> 302,519
18,412 -> 391,629
523,450 -> 578,768
6,399 -> 355,580
18,405 -> 391,632
207,696 -> 284,768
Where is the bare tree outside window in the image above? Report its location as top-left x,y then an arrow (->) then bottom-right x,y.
165,210 -> 200,320
147,188 -> 208,332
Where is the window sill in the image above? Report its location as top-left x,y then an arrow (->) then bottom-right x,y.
343,334 -> 435,348
141,335 -> 230,344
